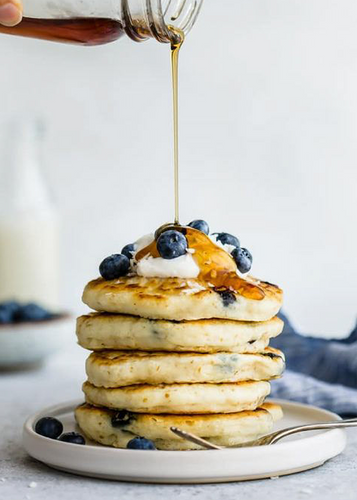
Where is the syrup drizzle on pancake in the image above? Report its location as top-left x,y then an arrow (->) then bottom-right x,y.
136,226 -> 266,300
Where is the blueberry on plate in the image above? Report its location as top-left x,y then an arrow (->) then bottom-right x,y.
99,254 -> 130,280
213,232 -> 240,248
121,243 -> 136,260
0,301 -> 21,324
35,417 -> 63,439
58,432 -> 85,445
126,437 -> 156,450
188,219 -> 210,235
156,230 -> 188,260
232,247 -> 253,274
15,303 -> 53,322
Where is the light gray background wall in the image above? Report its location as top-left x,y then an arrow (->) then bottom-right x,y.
0,0 -> 356,336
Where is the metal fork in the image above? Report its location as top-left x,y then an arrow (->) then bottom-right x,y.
171,418 -> 357,450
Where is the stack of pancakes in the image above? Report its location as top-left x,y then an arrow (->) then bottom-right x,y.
75,273 -> 284,450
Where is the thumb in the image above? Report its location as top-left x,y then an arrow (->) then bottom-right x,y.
0,0 -> 22,27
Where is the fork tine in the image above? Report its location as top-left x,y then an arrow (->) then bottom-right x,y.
170,427 -> 222,450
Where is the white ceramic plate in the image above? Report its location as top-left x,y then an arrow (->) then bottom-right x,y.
23,399 -> 346,484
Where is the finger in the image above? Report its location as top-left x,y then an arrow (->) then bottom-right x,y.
0,0 -> 22,27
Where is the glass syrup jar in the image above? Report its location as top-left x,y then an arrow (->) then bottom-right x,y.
0,0 -> 203,45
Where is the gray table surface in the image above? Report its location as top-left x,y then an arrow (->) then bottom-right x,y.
0,344 -> 355,500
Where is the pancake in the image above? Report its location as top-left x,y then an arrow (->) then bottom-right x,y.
76,313 -> 283,353
85,348 -> 285,388
82,380 -> 270,414
82,276 -> 283,321
75,402 -> 283,450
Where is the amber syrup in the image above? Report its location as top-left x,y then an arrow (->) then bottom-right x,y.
0,17 -> 124,46
169,26 -> 184,224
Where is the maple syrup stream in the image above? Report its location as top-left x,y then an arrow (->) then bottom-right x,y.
169,26 -> 184,224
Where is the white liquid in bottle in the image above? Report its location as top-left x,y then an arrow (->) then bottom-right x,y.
0,121 -> 59,308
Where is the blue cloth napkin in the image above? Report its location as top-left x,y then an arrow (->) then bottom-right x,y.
270,313 -> 357,417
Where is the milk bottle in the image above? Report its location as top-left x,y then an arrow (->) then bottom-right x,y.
0,121 -> 59,308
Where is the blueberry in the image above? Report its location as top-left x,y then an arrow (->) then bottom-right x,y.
111,410 -> 135,428
154,223 -> 177,241
15,303 -> 53,322
232,247 -> 253,274
35,417 -> 63,439
0,306 -> 13,324
126,437 -> 156,450
2,301 -> 21,315
214,289 -> 236,307
263,351 -> 282,360
156,230 -> 188,260
213,232 -> 240,248
188,219 -> 210,235
0,301 -> 21,324
99,254 -> 130,280
121,244 -> 136,261
58,432 -> 85,445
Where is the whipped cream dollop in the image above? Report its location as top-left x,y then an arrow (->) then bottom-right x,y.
136,253 -> 200,279
134,233 -> 155,253
133,233 -> 200,279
